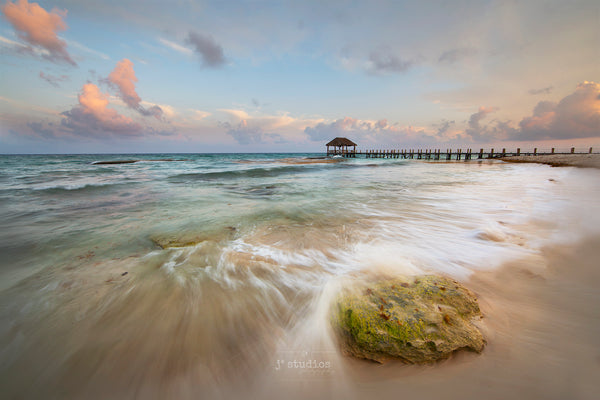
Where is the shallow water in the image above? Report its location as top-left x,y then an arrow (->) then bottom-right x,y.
0,154 -> 599,399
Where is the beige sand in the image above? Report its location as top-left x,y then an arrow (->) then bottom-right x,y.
2,237 -> 598,399
501,154 -> 600,169
342,236 -> 600,400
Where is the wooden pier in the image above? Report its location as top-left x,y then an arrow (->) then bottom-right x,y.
331,147 -> 594,160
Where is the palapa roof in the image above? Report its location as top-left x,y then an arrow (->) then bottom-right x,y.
326,137 -> 357,147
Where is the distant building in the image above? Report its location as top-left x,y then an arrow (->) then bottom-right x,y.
326,137 -> 357,157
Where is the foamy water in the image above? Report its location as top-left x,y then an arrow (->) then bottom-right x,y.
0,153 -> 599,398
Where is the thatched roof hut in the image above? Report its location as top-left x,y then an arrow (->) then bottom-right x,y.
326,137 -> 357,147
326,137 -> 357,157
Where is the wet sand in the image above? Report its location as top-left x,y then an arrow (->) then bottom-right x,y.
2,241 -> 600,400
1,234 -> 598,400
501,154 -> 600,169
6,237 -> 599,400
341,235 -> 600,400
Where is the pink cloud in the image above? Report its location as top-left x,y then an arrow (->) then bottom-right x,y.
517,81 -> 600,139
107,58 -> 163,119
61,83 -> 142,136
108,59 -> 141,109
518,101 -> 555,131
2,0 -> 76,65
462,82 -> 600,142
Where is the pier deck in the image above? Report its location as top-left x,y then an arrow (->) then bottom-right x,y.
327,147 -> 595,160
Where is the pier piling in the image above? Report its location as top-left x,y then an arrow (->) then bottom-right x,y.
345,145 -> 595,160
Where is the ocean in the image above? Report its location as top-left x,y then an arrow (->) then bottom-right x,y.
1,153 -> 599,399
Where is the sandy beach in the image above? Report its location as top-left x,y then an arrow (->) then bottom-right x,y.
335,234 -> 600,400
341,161 -> 600,400
501,154 -> 600,169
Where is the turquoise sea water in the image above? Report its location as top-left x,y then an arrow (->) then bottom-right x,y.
1,153 -> 599,398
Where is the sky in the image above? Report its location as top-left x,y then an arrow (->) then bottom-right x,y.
0,0 -> 599,154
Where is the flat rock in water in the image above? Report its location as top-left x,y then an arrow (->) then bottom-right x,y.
92,160 -> 138,165
331,275 -> 485,363
150,227 -> 237,249
151,235 -> 208,249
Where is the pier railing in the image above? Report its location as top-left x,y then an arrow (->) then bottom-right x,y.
335,147 -> 595,160
327,148 -> 357,157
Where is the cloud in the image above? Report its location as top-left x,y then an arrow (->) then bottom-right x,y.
190,109 -> 211,121
528,86 -> 553,95
16,77 -> 176,141
185,31 -> 226,68
61,83 -> 142,136
304,116 -> 474,148
438,47 -> 478,64
516,81 -> 600,140
305,117 -> 358,141
2,0 -> 76,65
107,59 -> 163,119
465,106 -> 498,139
221,119 -> 264,145
27,121 -> 56,138
462,82 -> 600,142
107,59 -> 140,108
220,120 -> 291,146
39,71 -> 68,87
435,119 -> 455,136
0,33 -> 31,52
158,37 -> 193,55
305,116 -> 396,141
218,109 -> 312,145
367,50 -> 413,74
463,108 -> 516,142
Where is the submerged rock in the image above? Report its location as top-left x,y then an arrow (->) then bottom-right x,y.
150,234 -> 208,249
331,275 -> 485,363
150,227 -> 237,249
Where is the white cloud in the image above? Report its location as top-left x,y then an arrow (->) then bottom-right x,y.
189,109 -> 211,120
217,109 -> 320,145
158,37 -> 193,55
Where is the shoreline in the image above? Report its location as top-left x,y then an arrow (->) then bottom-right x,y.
500,153 -> 600,169
342,234 -> 600,400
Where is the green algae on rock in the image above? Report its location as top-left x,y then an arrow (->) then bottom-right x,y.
331,275 -> 485,363
150,227 -> 238,249
150,234 -> 208,249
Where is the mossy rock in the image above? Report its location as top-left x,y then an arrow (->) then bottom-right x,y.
150,226 -> 237,249
331,275 -> 485,363
150,235 -> 207,249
